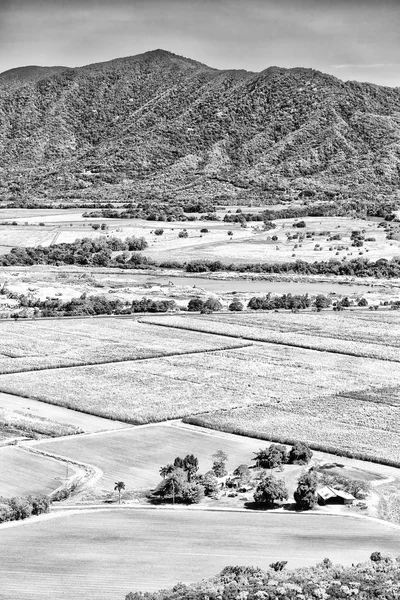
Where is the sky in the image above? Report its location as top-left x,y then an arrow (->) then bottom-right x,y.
0,0 -> 399,86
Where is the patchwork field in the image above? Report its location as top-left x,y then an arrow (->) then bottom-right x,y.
0,446 -> 72,496
141,310 -> 400,362
0,318 -> 248,374
0,342 -> 399,465
1,509 -> 400,599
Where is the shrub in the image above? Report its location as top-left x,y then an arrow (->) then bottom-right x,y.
229,299 -> 244,311
154,228 -> 164,236
178,229 -> 188,238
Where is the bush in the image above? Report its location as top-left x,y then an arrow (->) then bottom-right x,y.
154,228 -> 164,236
178,229 -> 188,238
229,299 -> 244,311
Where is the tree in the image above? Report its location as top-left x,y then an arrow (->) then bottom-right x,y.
178,229 -> 188,238
203,297 -> 222,312
253,445 -> 288,470
212,450 -> 228,478
154,228 -> 164,236
159,464 -> 174,479
358,297 -> 368,306
8,497 -> 33,520
173,457 -> 185,469
201,471 -> 220,497
294,470 -> 318,510
314,294 -> 332,311
188,297 -> 205,311
28,494 -> 50,516
114,481 -> 125,504
233,464 -> 251,486
253,475 -> 288,508
183,454 -> 199,482
289,442 -> 313,465
229,299 -> 244,311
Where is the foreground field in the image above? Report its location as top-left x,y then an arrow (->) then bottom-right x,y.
141,310 -> 400,362
0,319 -> 248,374
1,509 -> 399,599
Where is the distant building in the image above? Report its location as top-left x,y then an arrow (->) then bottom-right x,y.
317,486 -> 355,505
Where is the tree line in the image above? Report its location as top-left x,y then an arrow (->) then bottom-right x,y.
0,494 -> 50,524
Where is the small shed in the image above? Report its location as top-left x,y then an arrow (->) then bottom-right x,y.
317,486 -> 355,505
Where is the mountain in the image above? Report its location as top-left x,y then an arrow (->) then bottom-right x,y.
0,49 -> 399,203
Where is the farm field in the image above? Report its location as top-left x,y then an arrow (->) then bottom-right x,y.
1,509 -> 400,599
142,310 -> 400,362
0,392 -> 127,434
0,343 -> 399,464
34,422 -> 392,498
0,446 -> 72,496
35,423 -> 268,491
0,319 -> 248,375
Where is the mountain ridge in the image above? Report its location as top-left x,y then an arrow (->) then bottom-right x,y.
0,49 -> 399,203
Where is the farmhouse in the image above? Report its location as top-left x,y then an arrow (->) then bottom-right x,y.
317,486 -> 355,505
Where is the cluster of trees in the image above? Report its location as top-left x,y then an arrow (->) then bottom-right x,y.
155,451 -> 228,504
0,236 -> 148,268
83,200 -> 217,222
0,494 -> 50,523
253,442 -> 313,469
14,293 -> 177,318
184,257 -> 400,278
247,293 -> 312,311
187,297 -> 223,313
126,554 -> 400,600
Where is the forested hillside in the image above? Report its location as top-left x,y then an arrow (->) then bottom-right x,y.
1,49 -> 399,203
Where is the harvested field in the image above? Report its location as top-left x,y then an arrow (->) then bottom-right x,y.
141,311 -> 400,362
0,446 -> 71,496
0,392 -> 127,433
1,509 -> 400,599
0,407 -> 83,438
0,318 -> 248,374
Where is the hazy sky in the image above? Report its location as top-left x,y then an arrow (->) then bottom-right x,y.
1,0 -> 399,86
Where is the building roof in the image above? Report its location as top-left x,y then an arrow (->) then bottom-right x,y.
317,486 -> 355,501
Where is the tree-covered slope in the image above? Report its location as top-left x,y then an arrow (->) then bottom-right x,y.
0,49 -> 399,202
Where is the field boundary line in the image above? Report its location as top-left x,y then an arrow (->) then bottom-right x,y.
0,341 -> 253,378
139,317 -> 400,364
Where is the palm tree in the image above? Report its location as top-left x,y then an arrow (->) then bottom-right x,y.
114,481 -> 125,504
159,464 -> 174,479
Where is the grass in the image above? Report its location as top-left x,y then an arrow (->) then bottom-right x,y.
1,510 -> 400,599
141,311 -> 400,362
0,446 -> 69,496
144,216 -> 400,265
0,319 -> 249,374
